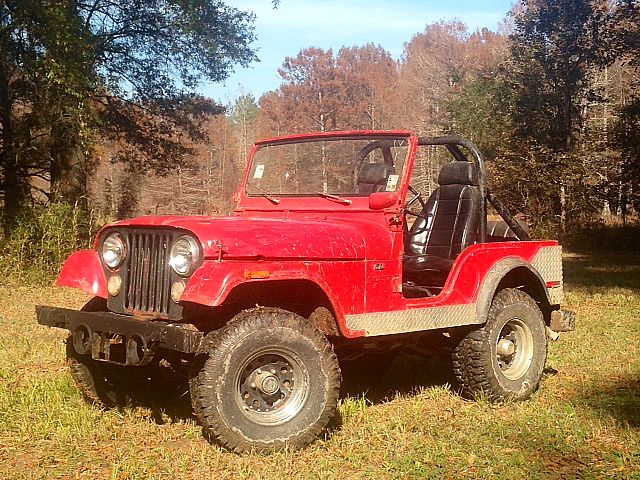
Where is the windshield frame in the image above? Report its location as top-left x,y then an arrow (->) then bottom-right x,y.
242,131 -> 417,202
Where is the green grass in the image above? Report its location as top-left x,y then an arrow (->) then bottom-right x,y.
0,253 -> 639,479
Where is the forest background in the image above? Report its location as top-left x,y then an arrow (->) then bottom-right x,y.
0,0 -> 639,281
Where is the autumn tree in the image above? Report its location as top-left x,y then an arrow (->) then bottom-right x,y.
260,48 -> 341,134
397,22 -> 508,134
334,45 -> 399,129
259,44 -> 398,136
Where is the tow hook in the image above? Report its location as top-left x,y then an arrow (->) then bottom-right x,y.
72,325 -> 93,355
126,335 -> 154,366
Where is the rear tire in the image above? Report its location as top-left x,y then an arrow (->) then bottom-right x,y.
189,307 -> 341,453
452,289 -> 547,401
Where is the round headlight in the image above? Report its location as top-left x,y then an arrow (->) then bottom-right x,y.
102,233 -> 125,269
169,236 -> 201,276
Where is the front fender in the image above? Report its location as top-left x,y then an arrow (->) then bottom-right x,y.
55,250 -> 107,298
181,260 -> 342,309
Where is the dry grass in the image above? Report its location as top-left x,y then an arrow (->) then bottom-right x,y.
0,253 -> 638,479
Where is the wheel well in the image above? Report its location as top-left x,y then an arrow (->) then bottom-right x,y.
183,280 -> 340,337
495,267 -> 551,322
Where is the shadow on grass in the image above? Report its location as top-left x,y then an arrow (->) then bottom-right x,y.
563,253 -> 640,292
340,351 -> 458,404
103,350 -> 460,431
105,378 -> 195,425
573,375 -> 640,428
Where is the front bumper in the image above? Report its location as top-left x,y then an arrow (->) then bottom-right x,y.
36,306 -> 203,364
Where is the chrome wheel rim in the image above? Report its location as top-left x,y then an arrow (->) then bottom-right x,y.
496,318 -> 534,380
236,349 -> 308,426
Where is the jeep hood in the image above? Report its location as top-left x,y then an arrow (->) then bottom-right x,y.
106,215 -> 384,260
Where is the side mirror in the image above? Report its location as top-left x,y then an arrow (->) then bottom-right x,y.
369,191 -> 398,210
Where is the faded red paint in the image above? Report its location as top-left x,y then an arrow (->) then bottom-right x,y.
178,240 -> 557,338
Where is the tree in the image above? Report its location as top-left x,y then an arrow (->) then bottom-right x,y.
230,93 -> 259,160
502,0 -> 603,231
397,22 -> 508,134
334,44 -> 399,130
261,47 -> 341,134
0,0 -> 259,232
509,0 -> 599,151
259,44 -> 398,135
602,0 -> 640,219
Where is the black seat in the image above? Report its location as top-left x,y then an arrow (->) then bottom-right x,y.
356,163 -> 395,194
404,161 -> 480,284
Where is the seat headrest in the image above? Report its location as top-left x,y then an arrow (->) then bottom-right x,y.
358,163 -> 396,185
438,161 -> 479,186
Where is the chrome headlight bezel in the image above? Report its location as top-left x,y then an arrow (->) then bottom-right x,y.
169,235 -> 201,276
102,232 -> 126,269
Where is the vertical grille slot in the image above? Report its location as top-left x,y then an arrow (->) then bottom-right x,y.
123,231 -> 173,315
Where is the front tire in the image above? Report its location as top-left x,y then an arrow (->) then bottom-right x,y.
66,336 -> 147,407
189,308 -> 341,453
452,289 -> 547,401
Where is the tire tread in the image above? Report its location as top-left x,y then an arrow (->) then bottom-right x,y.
452,288 -> 547,401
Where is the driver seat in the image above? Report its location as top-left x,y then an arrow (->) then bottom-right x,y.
403,161 -> 480,285
356,163 -> 395,194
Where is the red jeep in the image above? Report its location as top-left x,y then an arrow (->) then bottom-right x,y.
37,130 -> 575,452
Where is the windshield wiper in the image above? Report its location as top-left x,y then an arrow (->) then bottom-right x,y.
314,192 -> 352,205
250,185 -> 281,204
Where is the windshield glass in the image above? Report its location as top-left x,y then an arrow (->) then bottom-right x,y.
246,136 -> 409,197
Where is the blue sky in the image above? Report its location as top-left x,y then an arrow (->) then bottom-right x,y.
201,0 -> 515,103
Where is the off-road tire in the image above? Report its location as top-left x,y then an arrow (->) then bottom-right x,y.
452,288 -> 547,401
66,297 -> 161,408
66,336 -> 119,407
67,296 -> 120,407
189,307 -> 341,453
67,335 -> 166,407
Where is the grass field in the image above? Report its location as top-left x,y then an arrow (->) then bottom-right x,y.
0,253 -> 638,479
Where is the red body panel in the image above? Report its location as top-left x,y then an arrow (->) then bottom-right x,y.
56,250 -> 108,298
179,237 -> 557,338
181,259 -> 364,323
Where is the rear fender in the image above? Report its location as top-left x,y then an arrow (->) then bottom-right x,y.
56,250 -> 107,298
475,257 -> 551,324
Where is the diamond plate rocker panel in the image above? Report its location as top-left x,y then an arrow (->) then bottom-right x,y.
345,304 -> 477,337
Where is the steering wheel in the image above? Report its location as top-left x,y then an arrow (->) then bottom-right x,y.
370,177 -> 389,193
405,185 -> 426,216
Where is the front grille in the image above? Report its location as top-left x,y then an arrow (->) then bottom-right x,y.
122,230 -> 175,315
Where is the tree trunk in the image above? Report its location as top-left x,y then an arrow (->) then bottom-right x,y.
560,182 -> 566,234
48,0 -> 88,209
0,57 -> 25,235
49,122 -> 88,208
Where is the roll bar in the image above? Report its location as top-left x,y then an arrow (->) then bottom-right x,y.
418,136 -> 530,243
